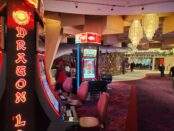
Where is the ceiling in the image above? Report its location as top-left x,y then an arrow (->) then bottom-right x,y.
43,0 -> 174,15
43,0 -> 174,50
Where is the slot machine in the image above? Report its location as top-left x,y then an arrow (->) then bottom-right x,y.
75,32 -> 101,88
35,1 -> 79,131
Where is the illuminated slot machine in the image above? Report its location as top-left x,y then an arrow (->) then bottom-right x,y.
34,0 -> 79,131
36,44 -> 79,131
35,0 -> 62,124
82,48 -> 98,80
75,32 -> 101,88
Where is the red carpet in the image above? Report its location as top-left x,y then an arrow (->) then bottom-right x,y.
136,76 -> 174,131
76,75 -> 174,131
76,82 -> 132,131
125,86 -> 137,131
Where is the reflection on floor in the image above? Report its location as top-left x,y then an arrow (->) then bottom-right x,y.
112,70 -> 171,81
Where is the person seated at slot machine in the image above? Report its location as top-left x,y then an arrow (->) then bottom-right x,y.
55,60 -> 67,91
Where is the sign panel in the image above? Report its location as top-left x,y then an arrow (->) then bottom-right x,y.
3,2 -> 36,131
75,32 -> 101,44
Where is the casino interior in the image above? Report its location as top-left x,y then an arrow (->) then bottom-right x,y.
0,0 -> 174,131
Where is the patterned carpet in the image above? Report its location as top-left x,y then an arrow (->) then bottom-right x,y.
76,82 -> 131,131
76,74 -> 174,131
136,77 -> 174,131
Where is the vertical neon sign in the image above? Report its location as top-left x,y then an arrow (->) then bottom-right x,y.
4,1 -> 36,131
13,26 -> 28,131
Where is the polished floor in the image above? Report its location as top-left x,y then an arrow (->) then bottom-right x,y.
112,70 -> 171,81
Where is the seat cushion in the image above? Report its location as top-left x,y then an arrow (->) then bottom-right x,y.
80,117 -> 99,127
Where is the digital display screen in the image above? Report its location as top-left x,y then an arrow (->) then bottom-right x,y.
83,49 -> 97,57
39,61 -> 60,112
83,58 -> 95,79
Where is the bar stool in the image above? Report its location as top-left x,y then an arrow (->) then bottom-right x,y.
79,92 -> 109,130
62,77 -> 73,93
68,81 -> 89,106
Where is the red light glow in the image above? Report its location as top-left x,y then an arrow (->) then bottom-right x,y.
26,0 -> 38,8
12,10 -> 30,26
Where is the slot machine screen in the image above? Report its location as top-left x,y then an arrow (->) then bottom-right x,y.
83,49 -> 97,57
83,58 -> 96,79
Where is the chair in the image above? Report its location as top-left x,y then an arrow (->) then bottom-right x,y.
77,81 -> 89,101
62,77 -> 73,93
68,81 -> 89,106
79,92 -> 109,129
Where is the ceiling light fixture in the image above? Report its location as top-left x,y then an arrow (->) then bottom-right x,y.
128,19 -> 143,48
142,13 -> 159,40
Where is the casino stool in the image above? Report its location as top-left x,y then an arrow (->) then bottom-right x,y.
68,81 -> 89,106
79,92 -> 109,130
79,117 -> 99,130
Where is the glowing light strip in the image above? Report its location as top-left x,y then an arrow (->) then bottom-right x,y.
13,26 -> 28,130
76,43 -> 80,89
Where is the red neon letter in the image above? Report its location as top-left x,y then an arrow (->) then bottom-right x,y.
14,114 -> 26,128
16,66 -> 26,77
15,78 -> 27,90
16,27 -> 27,38
16,40 -> 26,51
15,53 -> 27,64
15,91 -> 27,104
